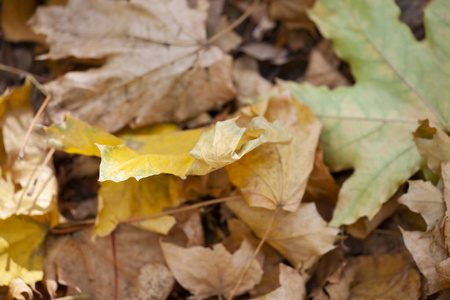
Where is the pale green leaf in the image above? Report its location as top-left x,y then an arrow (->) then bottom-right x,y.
286,0 -> 450,226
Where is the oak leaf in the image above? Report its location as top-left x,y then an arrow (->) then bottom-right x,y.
30,0 -> 236,132
286,0 -> 450,226
161,239 -> 263,299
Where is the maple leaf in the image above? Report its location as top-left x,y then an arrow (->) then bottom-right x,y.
30,0 -> 236,132
226,89 -> 322,212
227,200 -> 338,270
160,239 -> 263,299
285,0 -> 450,226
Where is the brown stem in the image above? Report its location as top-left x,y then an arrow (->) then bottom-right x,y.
227,207 -> 279,300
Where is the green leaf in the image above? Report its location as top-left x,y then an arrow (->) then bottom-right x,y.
287,0 -> 450,226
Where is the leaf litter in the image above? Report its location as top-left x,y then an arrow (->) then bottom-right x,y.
1,0 -> 450,299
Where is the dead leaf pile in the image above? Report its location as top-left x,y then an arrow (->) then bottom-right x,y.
1,0 -> 450,299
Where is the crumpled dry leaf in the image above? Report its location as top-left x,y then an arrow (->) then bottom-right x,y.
30,0 -> 236,132
414,120 -> 450,175
399,180 -> 445,231
233,56 -> 273,102
99,116 -> 291,182
251,264 -> 307,300
7,277 -> 33,300
401,227 -> 446,295
161,239 -> 263,299
304,40 -> 349,89
0,81 -> 58,220
227,200 -> 338,269
226,90 -> 322,212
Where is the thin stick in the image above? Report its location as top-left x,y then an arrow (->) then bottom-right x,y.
0,63 -> 48,96
19,94 -> 51,159
54,295 -> 91,300
207,0 -> 261,44
15,148 -> 55,214
227,208 -> 279,300
118,195 -> 241,224
51,195 -> 241,234
111,231 -> 118,300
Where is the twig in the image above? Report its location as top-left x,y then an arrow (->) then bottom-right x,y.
111,231 -> 118,300
54,295 -> 90,300
227,207 -> 279,300
207,0 -> 261,44
51,195 -> 241,234
19,94 -> 51,159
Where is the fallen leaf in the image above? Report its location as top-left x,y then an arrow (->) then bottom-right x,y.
304,40 -> 349,89
226,90 -> 321,212
0,81 -> 58,220
7,277 -> 33,300
233,56 -> 273,102
0,216 -> 48,285
401,227 -> 447,295
95,175 -> 180,237
99,116 -> 291,182
227,199 -> 338,269
414,120 -> 450,175
286,0 -> 450,226
399,180 -> 445,230
30,0 -> 236,132
251,264 -> 307,300
43,225 -> 176,300
436,258 -> 450,290
347,254 -> 421,299
161,239 -> 263,299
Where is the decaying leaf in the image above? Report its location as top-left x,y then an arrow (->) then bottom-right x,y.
414,120 -> 450,175
399,180 -> 445,231
286,0 -> 450,226
226,90 -> 322,212
161,239 -> 263,299
227,199 -> 338,269
251,264 -> 307,300
7,277 -> 33,300
30,0 -> 236,132
0,81 -> 58,220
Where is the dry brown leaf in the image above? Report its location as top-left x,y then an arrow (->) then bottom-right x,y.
304,40 -> 349,88
233,56 -> 273,102
30,0 -> 236,132
2,0 -> 45,43
399,180 -> 445,231
227,199 -> 338,269
7,278 -> 33,300
347,254 -> 421,299
414,121 -> 450,175
401,227 -> 447,295
442,162 -> 450,251
44,212 -> 203,300
161,239 -> 263,299
251,264 -> 307,300
436,258 -> 450,290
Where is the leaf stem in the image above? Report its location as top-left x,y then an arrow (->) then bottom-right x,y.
207,0 -> 261,45
227,207 -> 279,300
111,231 -> 118,300
51,195 -> 241,234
